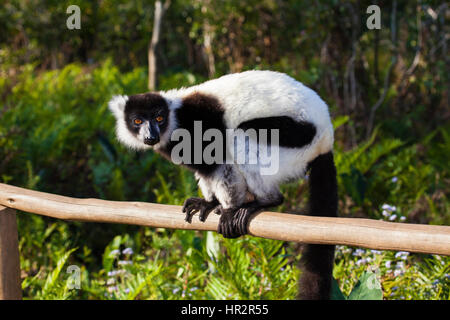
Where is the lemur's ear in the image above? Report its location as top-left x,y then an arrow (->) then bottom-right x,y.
108,95 -> 128,119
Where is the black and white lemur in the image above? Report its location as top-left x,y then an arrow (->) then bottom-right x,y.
109,70 -> 338,299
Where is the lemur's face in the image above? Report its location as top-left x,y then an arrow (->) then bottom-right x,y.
109,93 -> 169,150
124,93 -> 169,146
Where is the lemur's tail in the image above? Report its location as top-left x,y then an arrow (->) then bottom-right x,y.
298,151 -> 338,300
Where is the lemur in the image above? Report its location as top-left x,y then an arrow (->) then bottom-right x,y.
109,70 -> 338,299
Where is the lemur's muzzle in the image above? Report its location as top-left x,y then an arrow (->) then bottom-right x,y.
144,137 -> 159,145
144,120 -> 160,145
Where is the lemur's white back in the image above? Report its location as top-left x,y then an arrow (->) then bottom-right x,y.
162,70 -> 334,157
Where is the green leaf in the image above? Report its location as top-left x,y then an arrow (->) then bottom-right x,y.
205,231 -> 220,261
348,271 -> 383,300
330,278 -> 347,300
332,115 -> 349,130
41,248 -> 77,298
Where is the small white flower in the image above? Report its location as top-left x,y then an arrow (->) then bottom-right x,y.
382,210 -> 391,217
394,269 -> 403,277
382,204 -> 397,212
385,260 -> 392,268
107,270 -> 117,277
395,251 -> 409,259
400,216 -> 406,222
356,258 -> 367,266
122,247 -> 134,255
107,278 -> 115,285
343,247 -> 352,254
353,248 -> 365,256
389,214 -> 397,221
118,260 -> 133,266
109,249 -> 120,257
107,286 -> 118,293
391,176 -> 398,183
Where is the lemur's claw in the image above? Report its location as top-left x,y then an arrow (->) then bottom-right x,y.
182,197 -> 218,223
217,207 -> 253,238
217,203 -> 262,239
234,207 -> 252,235
217,209 -> 240,238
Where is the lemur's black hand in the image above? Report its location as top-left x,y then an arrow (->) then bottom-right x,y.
217,202 -> 262,238
182,197 -> 219,223
217,199 -> 284,238
216,208 -> 240,238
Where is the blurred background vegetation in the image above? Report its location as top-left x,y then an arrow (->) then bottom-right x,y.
0,0 -> 448,299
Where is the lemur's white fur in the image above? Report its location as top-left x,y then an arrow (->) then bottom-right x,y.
109,94 -> 182,152
109,70 -> 334,209
162,70 -> 333,153
109,95 -> 149,150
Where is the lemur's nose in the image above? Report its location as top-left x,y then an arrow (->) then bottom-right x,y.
144,137 -> 159,145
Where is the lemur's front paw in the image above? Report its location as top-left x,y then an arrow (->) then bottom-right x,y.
217,208 -> 241,238
217,206 -> 254,239
182,197 -> 218,223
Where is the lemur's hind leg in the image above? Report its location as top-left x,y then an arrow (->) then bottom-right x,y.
183,197 -> 219,223
217,196 -> 284,238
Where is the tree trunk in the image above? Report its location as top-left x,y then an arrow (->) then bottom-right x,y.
203,21 -> 215,78
148,0 -> 171,91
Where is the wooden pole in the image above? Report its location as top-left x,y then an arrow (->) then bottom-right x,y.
0,205 -> 22,300
0,183 -> 449,255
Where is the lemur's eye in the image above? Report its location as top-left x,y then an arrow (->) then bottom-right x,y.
156,116 -> 164,122
134,119 -> 143,125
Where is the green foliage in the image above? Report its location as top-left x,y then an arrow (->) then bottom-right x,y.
205,237 -> 298,299
331,271 -> 383,300
1,63 -> 448,300
22,248 -> 78,300
347,272 -> 383,300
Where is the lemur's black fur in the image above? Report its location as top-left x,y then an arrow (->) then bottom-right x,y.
238,116 -> 317,148
124,93 -> 169,136
299,151 -> 338,300
159,93 -> 227,175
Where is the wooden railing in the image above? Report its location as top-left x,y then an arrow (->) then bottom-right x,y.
0,182 -> 449,299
